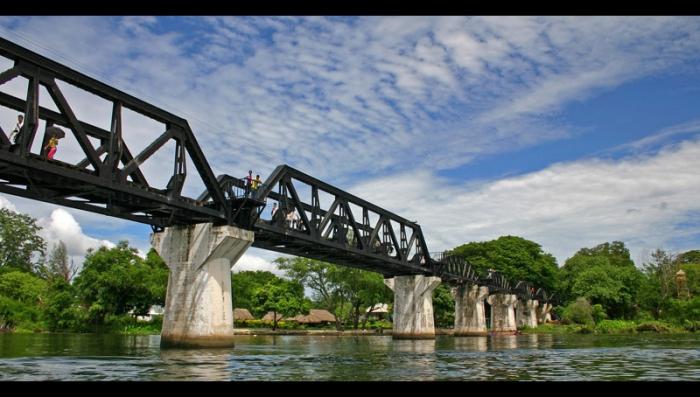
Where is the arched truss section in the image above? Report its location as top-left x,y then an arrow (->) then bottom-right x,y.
428,251 -> 480,285
513,281 -> 535,300
480,270 -> 511,294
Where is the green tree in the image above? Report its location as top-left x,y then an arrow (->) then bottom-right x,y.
0,270 -> 48,304
44,240 -> 78,283
142,249 -> 169,308
676,250 -> 700,265
325,266 -> 391,330
231,270 -> 282,316
72,242 -> 168,326
276,257 -> 344,329
276,257 -> 392,330
561,297 -> 594,325
356,271 -> 393,330
43,278 -> 89,332
676,250 -> 700,298
432,284 -> 455,328
252,279 -> 309,330
638,249 -> 678,318
451,236 -> 559,293
0,270 -> 48,331
0,208 -> 45,274
560,241 -> 643,319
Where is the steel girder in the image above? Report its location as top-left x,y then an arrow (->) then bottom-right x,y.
0,37 -> 229,229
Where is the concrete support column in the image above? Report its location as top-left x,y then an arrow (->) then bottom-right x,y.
515,299 -> 539,329
524,299 -> 539,328
537,302 -> 553,324
487,293 -> 517,334
452,284 -> 489,336
152,223 -> 254,348
384,275 -> 441,339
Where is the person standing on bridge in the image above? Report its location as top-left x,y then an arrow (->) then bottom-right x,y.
43,124 -> 65,160
252,174 -> 262,196
245,170 -> 253,197
8,114 -> 24,145
44,134 -> 59,160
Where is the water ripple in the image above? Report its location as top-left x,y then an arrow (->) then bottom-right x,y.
1,333 -> 700,380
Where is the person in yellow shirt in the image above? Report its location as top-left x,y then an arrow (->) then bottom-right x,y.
251,174 -> 262,194
44,135 -> 59,160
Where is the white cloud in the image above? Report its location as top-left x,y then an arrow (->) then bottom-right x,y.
1,195 -> 118,269
349,135 -> 700,266
232,250 -> 285,276
37,208 -> 115,267
2,16 -> 699,183
0,195 -> 16,212
1,16 -> 700,271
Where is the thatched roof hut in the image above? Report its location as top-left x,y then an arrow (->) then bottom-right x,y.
261,311 -> 285,322
233,308 -> 254,321
285,309 -> 336,324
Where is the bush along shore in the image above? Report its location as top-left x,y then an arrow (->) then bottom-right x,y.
521,319 -> 700,335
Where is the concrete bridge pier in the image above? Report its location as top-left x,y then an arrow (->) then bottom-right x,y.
152,223 -> 254,348
384,275 -> 441,339
516,299 -> 539,329
538,302 -> 553,324
452,284 -> 489,336
524,299 -> 539,328
487,293 -> 518,334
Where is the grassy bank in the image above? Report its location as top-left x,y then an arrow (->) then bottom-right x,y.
521,319 -> 697,335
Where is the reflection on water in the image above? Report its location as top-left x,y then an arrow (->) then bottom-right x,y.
491,335 -> 518,350
453,336 -> 488,352
1,333 -> 700,380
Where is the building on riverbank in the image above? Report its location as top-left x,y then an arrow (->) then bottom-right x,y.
234,308 -> 255,321
284,309 -> 336,325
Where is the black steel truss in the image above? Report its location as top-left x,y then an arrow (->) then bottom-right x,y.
0,37 -> 553,298
215,165 -> 434,277
0,37 -> 229,229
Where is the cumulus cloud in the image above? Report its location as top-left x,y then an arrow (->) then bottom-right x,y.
349,134 -> 700,266
37,208 -> 115,266
232,250 -> 285,276
0,195 -> 117,269
0,195 -> 16,212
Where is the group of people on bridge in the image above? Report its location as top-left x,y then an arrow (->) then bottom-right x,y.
244,169 -> 263,197
6,114 -> 64,160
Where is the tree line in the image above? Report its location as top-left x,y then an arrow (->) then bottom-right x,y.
1,207 -> 699,333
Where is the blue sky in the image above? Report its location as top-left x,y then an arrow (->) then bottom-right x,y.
1,16 -> 700,272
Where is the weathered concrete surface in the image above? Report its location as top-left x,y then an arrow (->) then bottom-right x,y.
152,223 -> 254,348
524,299 -> 539,328
516,299 -> 539,329
487,293 -> 518,334
538,302 -> 553,324
452,285 -> 489,336
384,275 -> 441,339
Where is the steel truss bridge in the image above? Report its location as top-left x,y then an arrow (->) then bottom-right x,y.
0,37 -> 553,303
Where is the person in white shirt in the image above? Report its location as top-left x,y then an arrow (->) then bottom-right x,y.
8,114 -> 24,144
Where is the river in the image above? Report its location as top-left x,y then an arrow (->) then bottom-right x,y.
1,333 -> 699,380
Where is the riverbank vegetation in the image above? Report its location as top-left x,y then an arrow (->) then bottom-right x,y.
1,207 -> 699,335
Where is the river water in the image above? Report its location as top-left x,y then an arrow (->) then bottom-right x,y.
1,333 -> 699,381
